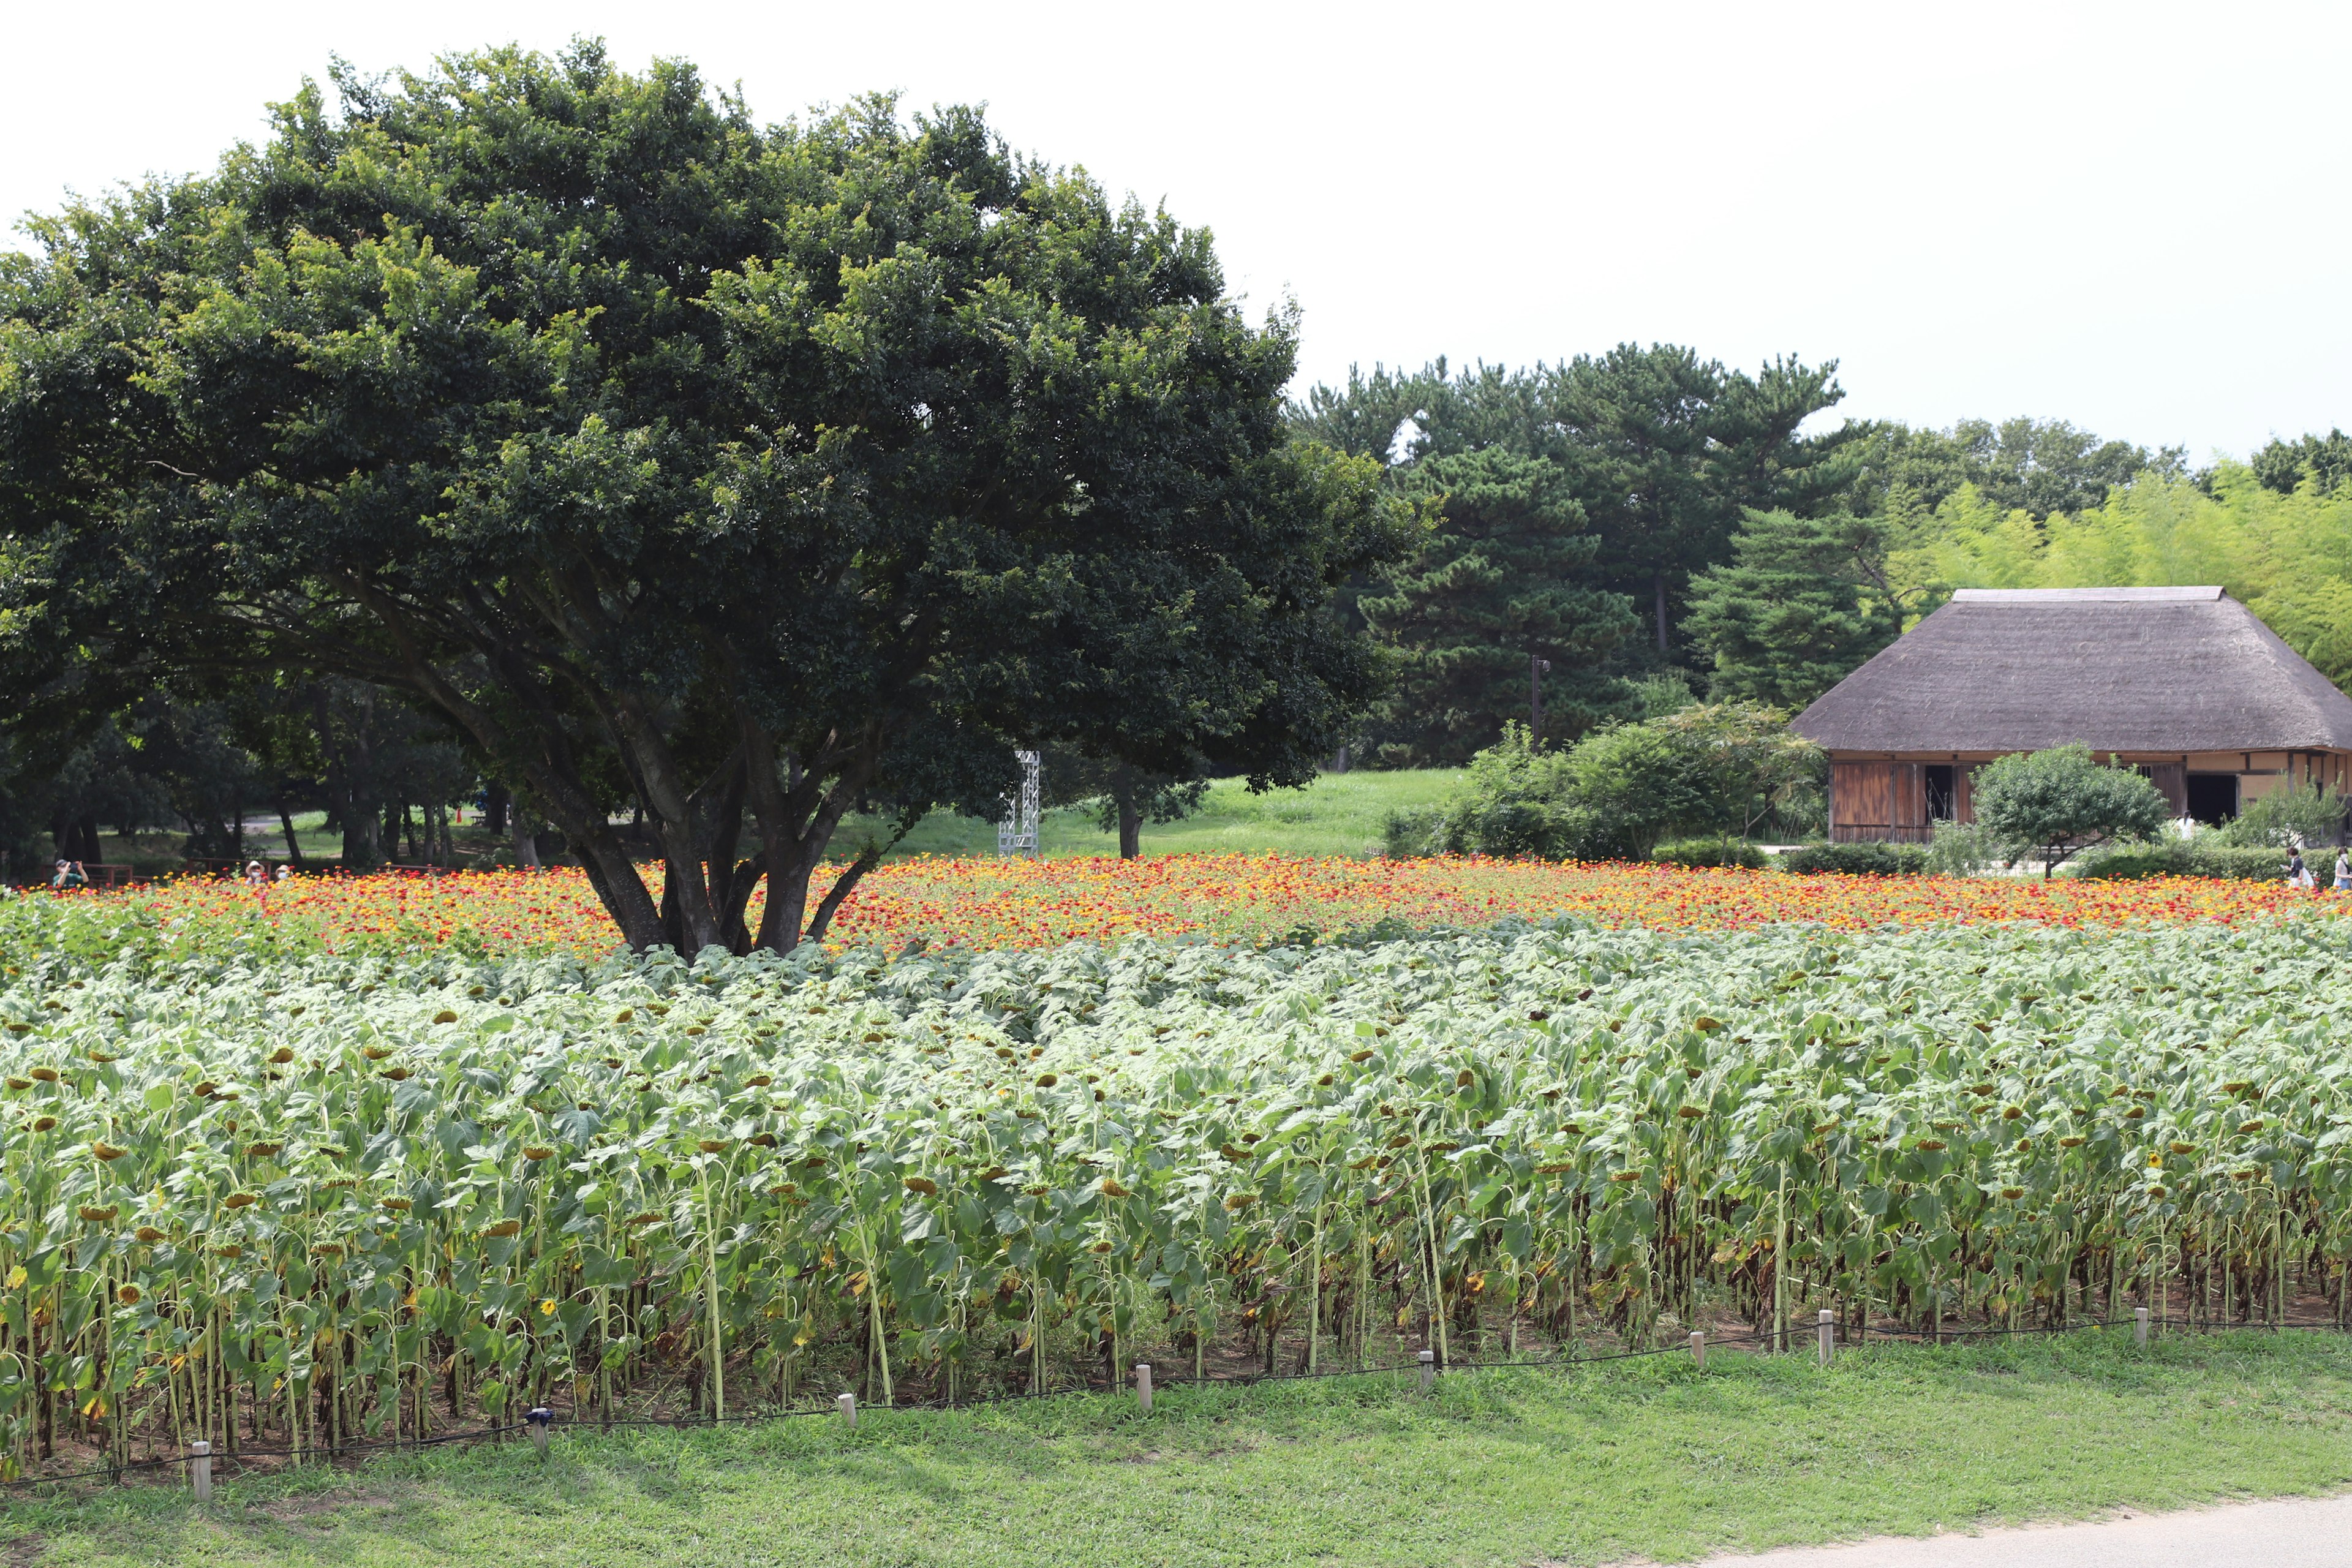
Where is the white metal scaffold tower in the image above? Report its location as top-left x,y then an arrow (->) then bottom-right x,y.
998,750 -> 1042,856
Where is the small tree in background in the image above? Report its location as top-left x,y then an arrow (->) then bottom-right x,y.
1970,745 -> 2170,878
1046,752 -> 1210,859
1643,701 -> 1825,839
2215,780 -> 2348,849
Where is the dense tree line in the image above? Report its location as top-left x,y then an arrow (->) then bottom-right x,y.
1300,358 -> 2328,755
7,43 -> 2347,904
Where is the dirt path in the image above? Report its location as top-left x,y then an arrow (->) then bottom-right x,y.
1676,1494 -> 2352,1567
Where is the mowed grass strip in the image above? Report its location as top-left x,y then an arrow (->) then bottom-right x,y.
13,1332 -> 2352,1568
839,769 -> 1466,862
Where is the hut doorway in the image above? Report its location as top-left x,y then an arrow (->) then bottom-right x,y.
2186,772 -> 2237,825
1923,765 -> 1956,822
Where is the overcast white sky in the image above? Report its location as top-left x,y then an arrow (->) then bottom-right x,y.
6,1 -> 2345,458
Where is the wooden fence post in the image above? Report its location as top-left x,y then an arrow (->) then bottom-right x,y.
1134,1363 -> 1152,1415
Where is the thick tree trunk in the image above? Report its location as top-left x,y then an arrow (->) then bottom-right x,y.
1654,570 -> 1670,654
277,802 -> 306,867
609,697 -> 728,955
510,812 -> 540,869
1118,791 -> 1141,859
744,727 -> 878,954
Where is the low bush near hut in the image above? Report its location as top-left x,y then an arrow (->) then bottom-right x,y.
1774,841 -> 1931,875
1650,838 -> 1768,869
2069,841 -> 2289,882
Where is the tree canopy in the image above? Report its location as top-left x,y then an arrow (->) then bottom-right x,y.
1360,447 -> 1636,762
1291,348 -> 1861,673
0,45 -> 1402,947
1970,745 -> 2170,877
1683,510 -> 1917,709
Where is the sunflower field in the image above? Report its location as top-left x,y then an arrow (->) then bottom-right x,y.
2,892 -> 2349,1480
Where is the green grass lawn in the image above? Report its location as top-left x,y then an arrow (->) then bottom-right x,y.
843,769 -> 1463,862
14,1332 -> 2351,1567
72,773 -> 1460,878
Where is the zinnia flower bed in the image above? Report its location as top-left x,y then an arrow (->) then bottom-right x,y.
32,854 -> 2340,959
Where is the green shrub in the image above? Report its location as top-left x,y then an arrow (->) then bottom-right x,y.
1389,709 -> 1823,862
2066,842 -> 2187,880
2064,839 -> 2294,881
1651,838 -> 1766,869
1776,841 -> 1931,876
1924,819 -> 1999,875
2215,781 -> 2348,849
1383,726 -> 1633,861
2187,841 -> 2292,881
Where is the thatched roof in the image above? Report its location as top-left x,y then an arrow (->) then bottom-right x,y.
1792,587 -> 2352,753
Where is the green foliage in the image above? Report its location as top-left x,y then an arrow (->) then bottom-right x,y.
1630,702 -> 1826,839
1551,722 -> 1710,856
1774,841 -> 1931,875
0,47 -> 1400,954
1041,752 -> 1211,859
1881,465 -> 2352,696
2215,782 -> 2348,849
6,902 -> 2352,1494
1970,745 -> 2172,876
2066,839 -> 2293,882
1854,417 -> 2186,519
2252,428 -> 2352,497
1649,838 -> 1766,869
1681,510 -> 1915,708
2064,844 -> 2184,880
1548,347 -> 1862,656
2190,843 -> 2297,881
1363,448 -> 1638,761
1392,705 -> 1821,860
1628,669 -> 1700,718
1291,349 -> 1863,664
1384,724 -> 1600,861
1924,820 -> 1999,876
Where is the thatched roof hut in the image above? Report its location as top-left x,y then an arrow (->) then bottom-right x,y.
1791,587 -> 2352,842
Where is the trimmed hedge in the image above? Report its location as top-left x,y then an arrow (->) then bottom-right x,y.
1651,839 -> 1768,869
2067,840 -> 2297,881
1776,841 -> 1932,876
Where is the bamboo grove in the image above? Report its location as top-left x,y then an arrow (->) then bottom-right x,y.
2,899 -> 2350,1477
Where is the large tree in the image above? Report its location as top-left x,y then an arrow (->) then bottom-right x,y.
0,45 -> 1400,951
1543,344 -> 1861,658
1360,447 -> 1636,760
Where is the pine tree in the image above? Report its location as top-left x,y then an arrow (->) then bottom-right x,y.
1362,448 -> 1638,762
1681,510 -> 1909,708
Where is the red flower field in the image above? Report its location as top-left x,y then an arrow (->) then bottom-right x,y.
47,854 -> 2346,956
